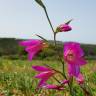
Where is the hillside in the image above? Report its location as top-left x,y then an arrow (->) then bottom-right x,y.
0,38 -> 96,59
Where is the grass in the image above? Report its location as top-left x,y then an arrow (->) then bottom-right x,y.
0,57 -> 96,96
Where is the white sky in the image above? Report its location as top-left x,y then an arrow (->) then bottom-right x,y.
0,0 -> 96,44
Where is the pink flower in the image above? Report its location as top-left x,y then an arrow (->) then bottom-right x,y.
19,39 -> 47,60
63,42 -> 87,84
60,80 -> 69,85
56,24 -> 72,32
76,73 -> 84,84
43,80 -> 69,90
32,65 -> 55,88
59,24 -> 72,32
32,66 -> 69,90
43,84 -> 64,90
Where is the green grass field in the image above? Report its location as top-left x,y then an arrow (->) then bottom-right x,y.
0,57 -> 96,96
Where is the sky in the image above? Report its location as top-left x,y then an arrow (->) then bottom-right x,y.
0,0 -> 96,44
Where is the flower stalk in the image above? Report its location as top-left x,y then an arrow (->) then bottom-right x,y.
36,1 -> 75,95
18,0 -> 93,96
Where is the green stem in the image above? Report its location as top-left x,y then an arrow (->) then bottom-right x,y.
43,7 -> 57,46
62,62 -> 65,77
53,76 -> 61,84
57,54 -> 67,79
42,3 -> 74,96
54,33 -> 56,46
53,33 -> 67,80
68,77 -> 74,96
44,64 -> 64,76
43,7 -> 54,33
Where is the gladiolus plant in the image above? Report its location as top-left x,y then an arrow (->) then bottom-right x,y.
19,0 -> 93,96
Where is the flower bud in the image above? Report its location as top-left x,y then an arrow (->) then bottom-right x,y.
56,24 -> 72,32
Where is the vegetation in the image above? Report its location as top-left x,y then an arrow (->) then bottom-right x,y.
0,38 -> 96,95
0,57 -> 96,96
0,38 -> 96,60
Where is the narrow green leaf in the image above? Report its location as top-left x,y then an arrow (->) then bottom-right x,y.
35,0 -> 45,9
36,34 -> 48,42
65,19 -> 73,25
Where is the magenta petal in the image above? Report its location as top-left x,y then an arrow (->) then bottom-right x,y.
32,66 -> 51,72
35,71 -> 54,79
77,58 -> 87,66
64,42 -> 85,57
60,80 -> 69,84
37,79 -> 47,87
25,45 -> 41,53
76,73 -> 84,84
28,52 -> 36,60
45,84 -> 58,89
77,47 -> 84,57
59,24 -> 72,32
19,40 -> 42,46
19,39 -> 43,61
44,84 -> 64,90
68,64 -> 80,77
